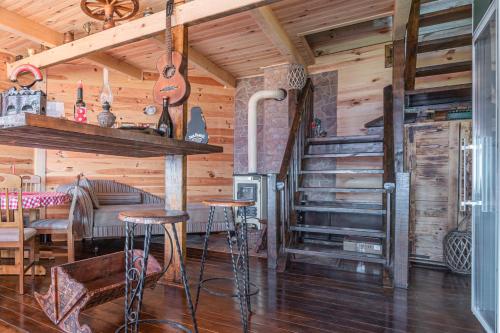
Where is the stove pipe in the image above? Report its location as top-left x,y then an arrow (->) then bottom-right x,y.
247,89 -> 287,174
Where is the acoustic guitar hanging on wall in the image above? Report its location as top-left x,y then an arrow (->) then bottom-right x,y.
153,0 -> 190,107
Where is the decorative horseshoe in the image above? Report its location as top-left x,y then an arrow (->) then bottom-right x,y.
9,64 -> 43,89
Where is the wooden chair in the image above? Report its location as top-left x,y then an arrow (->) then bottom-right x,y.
21,175 -> 42,192
0,173 -> 37,294
30,184 -> 79,263
21,174 -> 43,223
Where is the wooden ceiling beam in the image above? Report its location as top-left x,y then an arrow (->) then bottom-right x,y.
393,0 -> 413,40
0,6 -> 143,80
187,47 -> 236,88
152,35 -> 236,88
250,6 -> 308,65
6,0 -> 279,75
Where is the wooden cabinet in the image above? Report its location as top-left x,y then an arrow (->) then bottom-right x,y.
405,120 -> 471,265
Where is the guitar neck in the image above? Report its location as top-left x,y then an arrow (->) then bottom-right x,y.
165,6 -> 173,66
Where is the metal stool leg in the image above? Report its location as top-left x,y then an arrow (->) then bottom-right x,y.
123,223 -> 153,333
172,225 -> 199,333
231,207 -> 251,314
194,206 -> 215,313
224,207 -> 248,333
242,207 -> 251,312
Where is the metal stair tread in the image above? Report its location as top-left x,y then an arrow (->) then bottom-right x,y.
290,224 -> 386,238
418,34 -> 472,53
303,152 -> 383,158
298,187 -> 386,193
405,83 -> 472,95
415,61 -> 472,77
419,4 -> 471,28
299,169 -> 384,175
285,243 -> 386,264
306,134 -> 383,145
295,202 -> 385,215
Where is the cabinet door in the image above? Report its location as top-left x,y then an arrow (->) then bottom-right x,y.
405,121 -> 471,264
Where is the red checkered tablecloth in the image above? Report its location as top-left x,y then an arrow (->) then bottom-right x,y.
0,192 -> 71,210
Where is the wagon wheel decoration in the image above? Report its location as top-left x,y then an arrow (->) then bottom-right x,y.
80,0 -> 140,30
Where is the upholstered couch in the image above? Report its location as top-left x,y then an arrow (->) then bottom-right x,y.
58,179 -> 226,239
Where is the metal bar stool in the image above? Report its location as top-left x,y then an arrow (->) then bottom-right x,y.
195,199 -> 259,333
116,209 -> 198,333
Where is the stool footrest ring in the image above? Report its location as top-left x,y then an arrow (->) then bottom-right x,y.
198,277 -> 259,298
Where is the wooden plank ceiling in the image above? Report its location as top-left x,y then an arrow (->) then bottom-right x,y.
0,0 -> 394,79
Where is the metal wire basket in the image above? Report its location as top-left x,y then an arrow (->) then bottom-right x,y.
443,215 -> 472,274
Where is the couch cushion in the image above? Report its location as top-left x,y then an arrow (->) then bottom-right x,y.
93,204 -> 164,227
0,228 -> 36,242
80,177 -> 100,209
96,192 -> 142,205
31,219 -> 69,230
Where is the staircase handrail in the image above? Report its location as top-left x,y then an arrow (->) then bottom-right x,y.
277,79 -> 314,182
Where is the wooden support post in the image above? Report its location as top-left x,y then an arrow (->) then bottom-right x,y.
392,39 -> 408,289
392,39 -> 405,174
394,172 -> 410,289
267,174 -> 279,270
34,69 -> 47,218
383,85 -> 395,184
404,0 -> 421,91
162,23 -> 188,284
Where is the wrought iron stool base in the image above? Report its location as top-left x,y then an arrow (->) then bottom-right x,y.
117,209 -> 198,333
198,277 -> 259,298
196,199 -> 258,333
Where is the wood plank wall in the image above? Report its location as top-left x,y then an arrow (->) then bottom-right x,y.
43,64 -> 234,203
0,56 -> 234,213
0,53 -> 34,176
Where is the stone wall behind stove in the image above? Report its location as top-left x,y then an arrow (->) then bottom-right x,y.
233,68 -> 339,175
234,76 -> 264,175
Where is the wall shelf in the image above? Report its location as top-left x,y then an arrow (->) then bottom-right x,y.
0,114 -> 223,157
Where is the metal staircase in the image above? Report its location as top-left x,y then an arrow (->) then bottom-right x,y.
284,133 -> 394,270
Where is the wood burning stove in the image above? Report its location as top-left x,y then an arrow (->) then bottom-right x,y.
233,174 -> 267,229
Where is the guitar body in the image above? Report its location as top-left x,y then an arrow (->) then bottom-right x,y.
153,51 -> 189,106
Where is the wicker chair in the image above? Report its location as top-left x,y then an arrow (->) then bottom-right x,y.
58,179 -> 227,240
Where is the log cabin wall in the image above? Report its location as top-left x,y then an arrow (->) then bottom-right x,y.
45,64 -> 235,221
0,55 -> 234,222
0,53 -> 34,175
43,64 -> 234,199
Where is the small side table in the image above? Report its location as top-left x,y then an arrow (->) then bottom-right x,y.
195,199 -> 258,333
116,209 -> 198,333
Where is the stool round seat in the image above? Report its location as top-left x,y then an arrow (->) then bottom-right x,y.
202,198 -> 255,207
118,209 -> 189,225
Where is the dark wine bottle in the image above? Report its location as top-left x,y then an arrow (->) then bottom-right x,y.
157,98 -> 173,138
74,80 -> 87,123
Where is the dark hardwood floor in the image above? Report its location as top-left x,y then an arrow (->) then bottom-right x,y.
0,240 -> 484,333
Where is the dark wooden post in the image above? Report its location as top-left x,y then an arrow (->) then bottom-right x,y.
392,39 -> 405,174
162,21 -> 188,284
404,0 -> 420,91
394,172 -> 410,288
267,174 -> 279,269
383,85 -> 395,184
392,36 -> 409,288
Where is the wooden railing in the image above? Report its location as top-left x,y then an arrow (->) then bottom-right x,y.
267,80 -> 314,270
277,79 -> 313,182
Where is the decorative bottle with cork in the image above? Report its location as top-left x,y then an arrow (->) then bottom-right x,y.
74,81 -> 88,123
